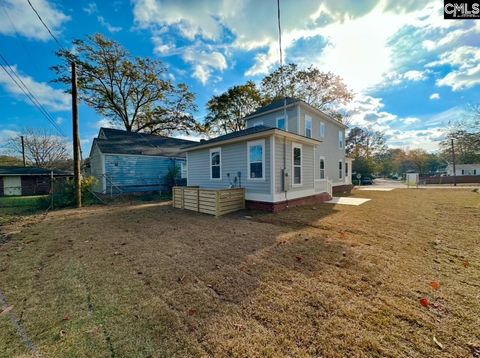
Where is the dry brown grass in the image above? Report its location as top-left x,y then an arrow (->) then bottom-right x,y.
0,189 -> 479,357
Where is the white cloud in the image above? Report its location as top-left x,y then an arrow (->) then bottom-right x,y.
55,116 -> 64,125
0,65 -> 70,111
182,46 -> 227,84
83,2 -> 98,15
429,93 -> 440,100
403,70 -> 426,81
132,0 -> 441,91
403,117 -> 419,124
427,46 -> 480,91
0,0 -> 69,41
97,16 -> 122,33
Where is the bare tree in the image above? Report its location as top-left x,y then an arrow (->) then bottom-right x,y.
8,129 -> 69,169
52,33 -> 199,135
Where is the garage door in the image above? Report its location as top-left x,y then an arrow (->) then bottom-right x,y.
3,176 -> 21,196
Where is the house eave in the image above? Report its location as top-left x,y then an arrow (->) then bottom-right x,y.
182,128 -> 321,152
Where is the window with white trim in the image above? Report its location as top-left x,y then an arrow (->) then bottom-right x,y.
338,160 -> 343,179
210,148 -> 221,179
338,130 -> 344,149
180,161 -> 187,179
320,121 -> 325,137
247,140 -> 265,180
305,116 -> 312,138
345,161 -> 349,179
319,157 -> 325,179
292,144 -> 302,185
277,117 -> 286,130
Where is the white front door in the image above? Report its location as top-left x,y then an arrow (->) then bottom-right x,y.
3,176 -> 22,196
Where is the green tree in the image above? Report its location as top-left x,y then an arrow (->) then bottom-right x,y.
346,127 -> 387,159
440,104 -> 480,164
204,81 -> 264,135
52,34 -> 198,135
260,63 -> 353,120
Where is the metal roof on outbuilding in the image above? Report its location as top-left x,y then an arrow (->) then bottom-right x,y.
0,166 -> 72,176
91,128 -> 197,157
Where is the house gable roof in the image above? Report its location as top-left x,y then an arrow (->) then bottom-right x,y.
91,127 -> 197,157
245,97 -> 348,129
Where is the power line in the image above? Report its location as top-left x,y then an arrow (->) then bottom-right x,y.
0,53 -> 65,136
26,0 -> 63,48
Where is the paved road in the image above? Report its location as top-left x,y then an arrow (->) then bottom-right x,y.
360,178 -> 479,190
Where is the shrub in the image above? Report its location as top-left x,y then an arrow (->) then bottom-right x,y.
49,176 -> 100,208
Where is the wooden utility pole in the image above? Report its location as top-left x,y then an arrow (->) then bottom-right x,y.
20,135 -> 26,167
451,138 -> 457,187
72,61 -> 81,207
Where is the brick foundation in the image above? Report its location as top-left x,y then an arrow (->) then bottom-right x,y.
332,184 -> 354,194
246,192 -> 332,212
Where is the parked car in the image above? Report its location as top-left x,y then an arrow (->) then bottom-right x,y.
390,175 -> 398,180
361,177 -> 373,185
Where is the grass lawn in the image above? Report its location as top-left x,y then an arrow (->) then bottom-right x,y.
0,195 -> 48,226
0,189 -> 479,357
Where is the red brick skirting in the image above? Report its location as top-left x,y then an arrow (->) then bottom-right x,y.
332,184 -> 354,194
246,192 -> 332,212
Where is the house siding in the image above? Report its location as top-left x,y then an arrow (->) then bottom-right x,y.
274,135 -> 314,193
247,107 -> 298,132
187,137 -> 271,195
301,106 -> 346,185
102,154 -> 185,193
89,145 -> 105,193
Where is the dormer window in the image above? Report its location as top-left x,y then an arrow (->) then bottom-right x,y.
277,117 -> 286,130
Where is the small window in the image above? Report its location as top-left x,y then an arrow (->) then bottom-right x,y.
248,140 -> 265,180
319,158 -> 325,179
320,122 -> 325,137
345,162 -> 349,178
210,148 -> 221,179
305,116 -> 312,138
338,130 -> 344,149
339,161 -> 343,179
292,144 -> 302,185
277,117 -> 286,130
180,162 -> 187,179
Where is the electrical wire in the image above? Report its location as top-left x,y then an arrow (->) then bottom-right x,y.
26,0 -> 63,48
0,53 -> 65,137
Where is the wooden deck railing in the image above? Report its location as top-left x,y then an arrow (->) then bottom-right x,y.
172,187 -> 245,216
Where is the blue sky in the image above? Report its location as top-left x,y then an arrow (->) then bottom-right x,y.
0,0 -> 479,156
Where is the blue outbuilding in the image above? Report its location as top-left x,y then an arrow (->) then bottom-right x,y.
87,128 -> 196,194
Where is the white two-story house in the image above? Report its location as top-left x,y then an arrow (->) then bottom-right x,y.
184,97 -> 352,211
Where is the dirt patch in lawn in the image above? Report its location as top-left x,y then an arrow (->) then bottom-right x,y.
0,189 -> 479,357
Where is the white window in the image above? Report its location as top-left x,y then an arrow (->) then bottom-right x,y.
338,130 -> 344,149
247,140 -> 265,180
276,117 -> 286,130
319,157 -> 325,179
180,161 -> 187,179
292,143 -> 302,185
320,122 -> 325,137
210,148 -> 221,180
338,160 -> 343,179
305,116 -> 312,138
